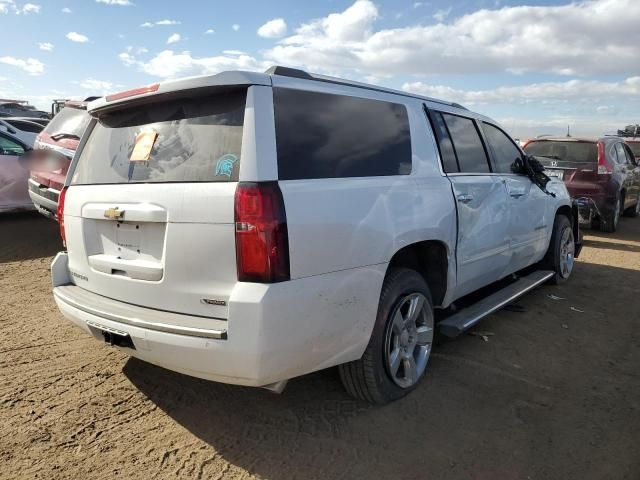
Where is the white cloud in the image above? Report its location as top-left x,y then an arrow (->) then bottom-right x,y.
167,33 -> 181,44
265,0 -> 640,77
66,31 -> 89,43
402,77 -> 640,106
96,0 -> 132,5
141,19 -> 180,27
61,7 -> 71,13
232,24 -> 240,31
79,78 -> 119,92
257,18 -> 287,38
37,42 -> 53,51
205,28 -> 215,34
19,2 -> 40,14
223,50 -> 246,56
119,49 -> 264,79
0,56 -> 44,75
432,7 -> 451,22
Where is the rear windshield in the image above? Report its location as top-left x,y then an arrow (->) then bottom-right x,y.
627,142 -> 640,157
71,90 -> 246,185
45,107 -> 91,138
524,140 -> 597,163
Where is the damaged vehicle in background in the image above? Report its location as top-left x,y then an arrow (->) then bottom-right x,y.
524,136 -> 640,232
0,117 -> 45,145
28,100 -> 93,219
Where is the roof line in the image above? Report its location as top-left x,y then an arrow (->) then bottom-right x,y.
264,66 -> 467,110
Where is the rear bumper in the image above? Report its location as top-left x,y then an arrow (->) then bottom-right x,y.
28,179 -> 59,218
51,252 -> 385,387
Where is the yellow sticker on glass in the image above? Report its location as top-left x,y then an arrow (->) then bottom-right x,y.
130,131 -> 158,162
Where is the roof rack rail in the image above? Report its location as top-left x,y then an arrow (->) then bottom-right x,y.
264,65 -> 467,110
617,124 -> 640,137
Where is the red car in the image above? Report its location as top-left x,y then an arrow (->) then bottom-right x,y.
28,101 -> 92,219
524,136 -> 640,232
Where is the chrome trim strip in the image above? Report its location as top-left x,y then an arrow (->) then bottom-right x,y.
54,287 -> 227,340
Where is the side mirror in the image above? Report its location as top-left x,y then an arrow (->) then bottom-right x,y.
511,157 -> 525,174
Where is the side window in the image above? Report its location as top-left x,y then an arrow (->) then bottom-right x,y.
482,122 -> 522,174
0,134 -> 25,156
427,110 -> 458,173
441,113 -> 490,173
9,120 -> 42,133
274,88 -> 412,180
623,144 -> 638,166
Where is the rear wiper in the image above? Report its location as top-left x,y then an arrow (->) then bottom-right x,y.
50,132 -> 80,141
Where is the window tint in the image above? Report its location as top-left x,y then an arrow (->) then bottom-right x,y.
627,142 -> 640,158
428,111 -> 458,173
8,120 -> 43,133
72,90 -> 246,185
274,88 -> 411,180
482,123 -> 522,173
441,113 -> 489,173
0,134 -> 25,156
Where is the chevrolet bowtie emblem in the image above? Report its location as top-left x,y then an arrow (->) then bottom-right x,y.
104,207 -> 125,220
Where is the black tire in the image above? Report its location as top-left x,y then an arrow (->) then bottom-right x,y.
600,195 -> 622,233
339,268 -> 434,404
623,194 -> 640,218
543,215 -> 575,285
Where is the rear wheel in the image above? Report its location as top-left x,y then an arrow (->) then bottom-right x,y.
600,195 -> 621,233
339,268 -> 434,404
544,215 -> 575,285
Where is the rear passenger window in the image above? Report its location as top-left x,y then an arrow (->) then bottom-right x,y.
428,111 -> 458,173
274,88 -> 411,180
482,122 -> 522,173
441,114 -> 490,173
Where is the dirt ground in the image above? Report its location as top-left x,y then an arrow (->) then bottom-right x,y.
1,212 -> 639,480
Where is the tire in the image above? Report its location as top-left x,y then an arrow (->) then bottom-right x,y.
543,215 -> 575,285
339,268 -> 435,404
623,194 -> 640,218
600,195 -> 622,233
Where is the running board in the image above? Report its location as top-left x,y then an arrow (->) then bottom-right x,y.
438,270 -> 555,338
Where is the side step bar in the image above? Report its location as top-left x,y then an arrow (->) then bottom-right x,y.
438,270 -> 555,338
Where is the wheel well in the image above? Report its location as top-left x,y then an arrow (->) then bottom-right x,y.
556,205 -> 572,221
388,241 -> 448,307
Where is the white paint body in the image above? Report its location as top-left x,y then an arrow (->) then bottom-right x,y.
52,71 -> 571,387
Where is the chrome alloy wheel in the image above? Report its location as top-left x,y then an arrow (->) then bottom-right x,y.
384,293 -> 434,389
559,226 -> 575,279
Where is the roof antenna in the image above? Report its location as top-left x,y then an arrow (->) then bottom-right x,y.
566,125 -> 571,137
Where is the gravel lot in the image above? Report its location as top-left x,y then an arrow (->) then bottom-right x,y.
1,212 -> 639,480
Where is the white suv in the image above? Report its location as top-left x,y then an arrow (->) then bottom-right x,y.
51,67 -> 580,404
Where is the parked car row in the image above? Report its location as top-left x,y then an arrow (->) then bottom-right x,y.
2,68 -> 639,404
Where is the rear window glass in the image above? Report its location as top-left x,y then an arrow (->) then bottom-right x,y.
441,113 -> 490,173
71,90 -> 246,185
45,107 -> 91,139
274,88 -> 411,180
524,141 -> 597,164
428,111 -> 459,173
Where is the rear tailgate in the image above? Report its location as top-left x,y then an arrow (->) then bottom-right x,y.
63,88 -> 248,319
525,140 -> 599,187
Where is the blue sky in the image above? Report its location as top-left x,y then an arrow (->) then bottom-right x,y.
1,0 -> 639,138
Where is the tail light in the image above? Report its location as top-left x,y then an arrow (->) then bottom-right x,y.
234,182 -> 290,283
57,186 -> 68,246
597,141 -> 612,175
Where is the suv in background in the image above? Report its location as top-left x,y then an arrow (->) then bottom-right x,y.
51,67 -> 579,404
29,101 -> 92,219
524,137 -> 640,232
0,117 -> 44,145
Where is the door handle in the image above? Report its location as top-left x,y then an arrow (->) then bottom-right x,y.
510,192 -> 525,198
457,193 -> 473,204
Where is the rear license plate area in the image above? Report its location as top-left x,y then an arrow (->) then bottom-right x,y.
115,222 -> 141,258
87,320 -> 136,349
546,169 -> 564,180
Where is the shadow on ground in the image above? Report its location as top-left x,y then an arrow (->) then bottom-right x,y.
0,212 -> 61,263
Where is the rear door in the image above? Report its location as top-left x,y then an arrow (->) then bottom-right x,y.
64,88 -> 248,319
524,140 -> 599,187
481,122 -> 549,270
429,110 -> 511,298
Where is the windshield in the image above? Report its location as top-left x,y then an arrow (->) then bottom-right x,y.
524,140 -> 598,164
44,107 -> 91,139
71,89 -> 246,185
